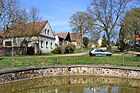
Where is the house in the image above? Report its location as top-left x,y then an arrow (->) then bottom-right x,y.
70,33 -> 81,48
97,37 -> 103,46
54,32 -> 71,46
131,33 -> 140,46
1,20 -> 56,54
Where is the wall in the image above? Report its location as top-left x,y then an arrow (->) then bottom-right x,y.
0,65 -> 140,84
0,47 -> 26,56
39,22 -> 56,53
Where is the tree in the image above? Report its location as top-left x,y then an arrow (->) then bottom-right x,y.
87,0 -> 131,51
101,34 -> 107,47
0,0 -> 20,46
118,23 -> 130,51
15,7 -> 42,54
122,8 -> 140,48
110,41 -> 115,46
83,37 -> 89,48
69,11 -> 95,51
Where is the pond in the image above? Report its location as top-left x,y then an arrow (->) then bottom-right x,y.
0,76 -> 140,93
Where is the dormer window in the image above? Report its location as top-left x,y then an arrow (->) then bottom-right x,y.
45,29 -> 47,34
47,29 -> 49,35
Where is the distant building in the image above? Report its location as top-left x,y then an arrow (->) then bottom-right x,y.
70,33 -> 82,48
54,32 -> 71,46
97,37 -> 103,46
130,33 -> 140,46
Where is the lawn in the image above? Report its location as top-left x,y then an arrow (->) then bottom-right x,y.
0,54 -> 139,69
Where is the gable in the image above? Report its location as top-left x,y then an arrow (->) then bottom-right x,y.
39,22 -> 55,39
54,32 -> 69,39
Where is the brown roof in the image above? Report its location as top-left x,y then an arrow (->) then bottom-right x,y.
54,32 -> 69,39
0,31 -> 4,36
70,33 -> 81,41
133,33 -> 140,41
3,20 -> 48,37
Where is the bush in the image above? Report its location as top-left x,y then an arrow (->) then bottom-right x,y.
65,45 -> 74,54
51,47 -> 62,54
51,45 -> 75,54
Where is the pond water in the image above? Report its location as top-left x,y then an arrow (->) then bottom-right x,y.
0,76 -> 140,93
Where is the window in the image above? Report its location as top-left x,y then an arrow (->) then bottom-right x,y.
47,29 -> 49,35
5,41 -> 12,46
55,43 -> 58,47
45,29 -> 47,34
51,42 -> 53,49
46,42 -> 48,48
41,41 -> 43,48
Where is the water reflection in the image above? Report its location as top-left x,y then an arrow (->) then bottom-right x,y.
21,86 -> 140,93
0,76 -> 140,93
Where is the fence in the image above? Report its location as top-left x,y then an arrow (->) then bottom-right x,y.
0,55 -> 140,69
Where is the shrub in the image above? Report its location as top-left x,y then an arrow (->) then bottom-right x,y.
69,44 -> 76,49
51,45 -> 75,54
51,47 -> 62,54
64,45 -> 74,54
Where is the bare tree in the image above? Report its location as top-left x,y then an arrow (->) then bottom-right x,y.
69,11 -> 95,51
87,0 -> 131,51
0,0 -> 21,46
14,7 -> 42,54
0,0 -> 20,31
30,7 -> 42,22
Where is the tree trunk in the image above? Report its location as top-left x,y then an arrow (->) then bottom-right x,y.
106,33 -> 111,51
81,29 -> 83,52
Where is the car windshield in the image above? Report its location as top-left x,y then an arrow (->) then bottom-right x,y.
95,49 -> 104,52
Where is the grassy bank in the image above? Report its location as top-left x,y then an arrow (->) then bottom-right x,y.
0,54 -> 139,69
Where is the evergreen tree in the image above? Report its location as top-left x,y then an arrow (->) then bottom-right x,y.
101,35 -> 107,47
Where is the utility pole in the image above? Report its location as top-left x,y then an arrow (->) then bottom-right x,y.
12,38 -> 14,57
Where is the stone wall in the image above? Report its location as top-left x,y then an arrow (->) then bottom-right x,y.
0,65 -> 140,84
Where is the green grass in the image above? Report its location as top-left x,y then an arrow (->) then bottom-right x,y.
0,54 -> 140,69
130,47 -> 140,52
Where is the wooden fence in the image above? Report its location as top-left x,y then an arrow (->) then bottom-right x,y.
0,55 -> 140,69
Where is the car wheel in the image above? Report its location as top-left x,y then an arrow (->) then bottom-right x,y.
89,52 -> 93,56
106,54 -> 111,56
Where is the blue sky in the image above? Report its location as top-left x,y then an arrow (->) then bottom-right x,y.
21,0 -> 90,33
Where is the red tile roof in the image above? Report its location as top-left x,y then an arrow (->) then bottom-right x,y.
4,20 -> 48,37
0,31 -> 3,36
133,33 -> 140,41
54,32 -> 69,39
70,33 -> 81,41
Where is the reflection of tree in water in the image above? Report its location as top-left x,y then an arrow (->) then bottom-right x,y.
0,76 -> 140,93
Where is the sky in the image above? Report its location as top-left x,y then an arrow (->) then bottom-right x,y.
21,0 -> 90,33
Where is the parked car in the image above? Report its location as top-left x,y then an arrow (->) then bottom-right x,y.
89,48 -> 112,56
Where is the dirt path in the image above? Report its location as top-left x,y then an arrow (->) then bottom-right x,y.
46,52 -> 89,57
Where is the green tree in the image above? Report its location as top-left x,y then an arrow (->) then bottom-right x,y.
69,11 -> 95,51
101,35 -> 107,47
122,8 -> 140,48
83,37 -> 89,48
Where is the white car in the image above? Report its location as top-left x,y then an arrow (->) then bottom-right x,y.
89,48 -> 112,56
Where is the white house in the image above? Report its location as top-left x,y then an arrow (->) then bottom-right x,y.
2,20 -> 57,54
97,37 -> 103,46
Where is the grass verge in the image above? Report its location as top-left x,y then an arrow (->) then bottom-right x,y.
0,54 -> 139,69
